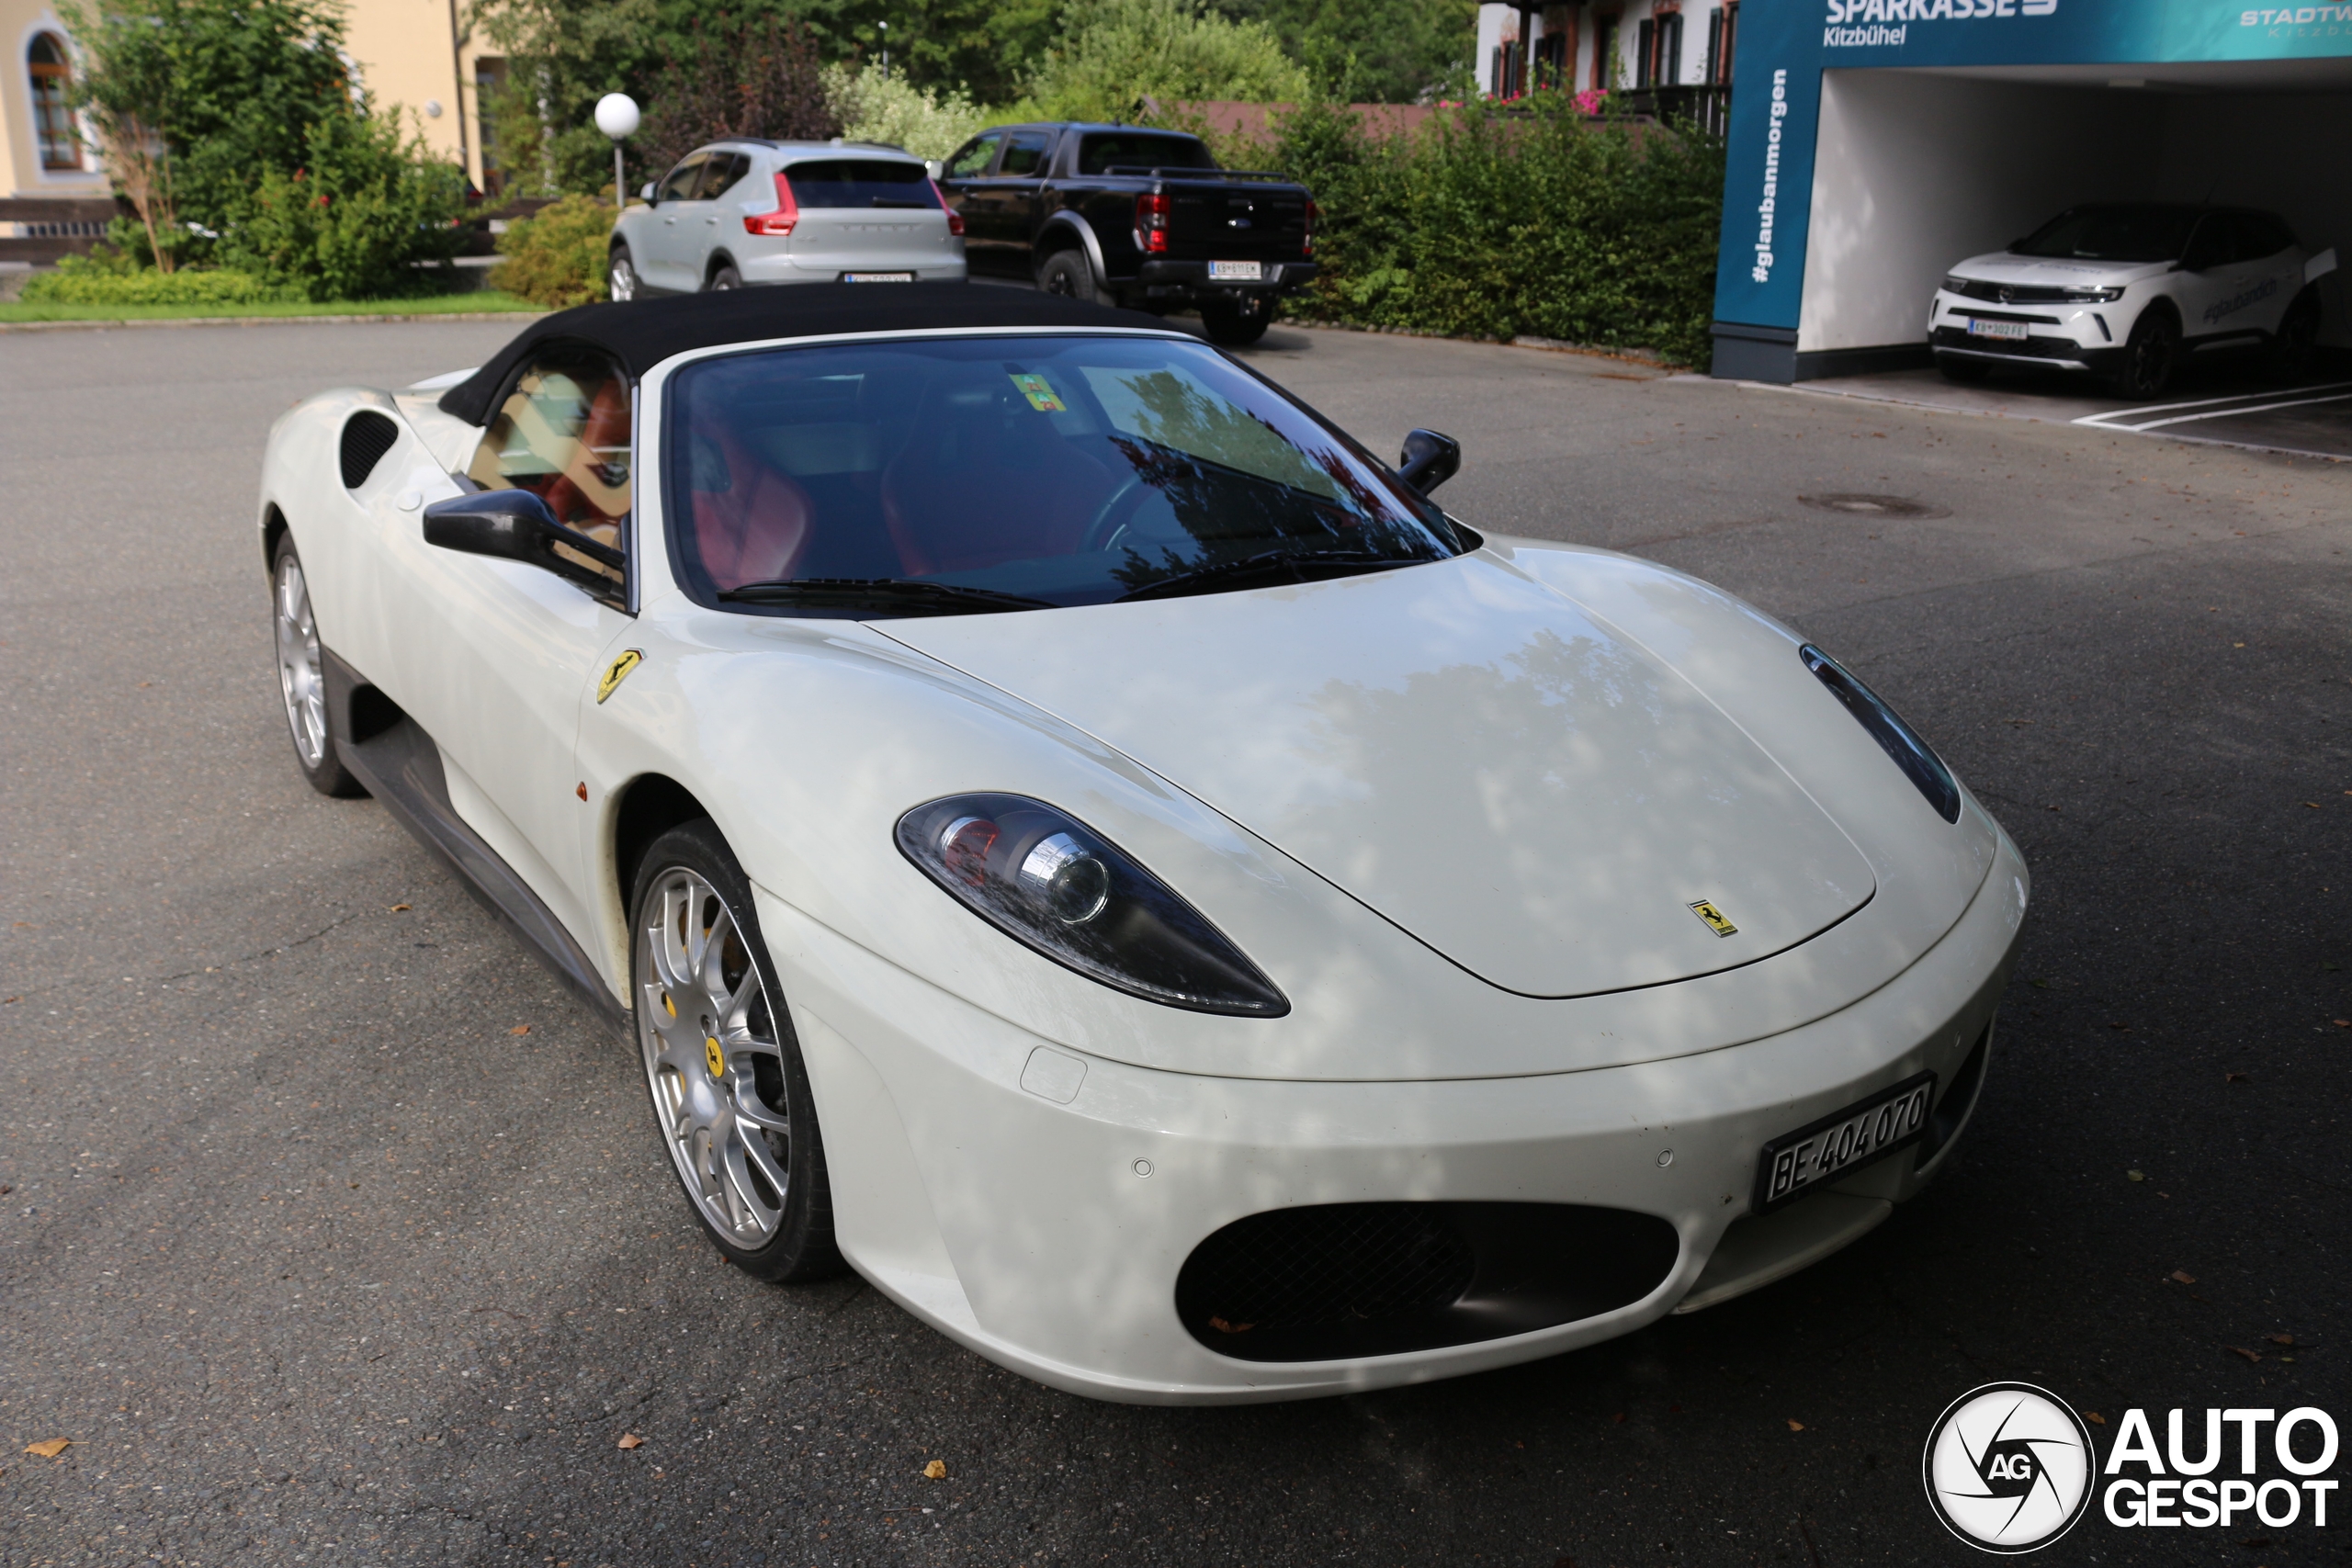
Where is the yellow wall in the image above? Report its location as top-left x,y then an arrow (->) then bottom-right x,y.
2,0 -> 111,198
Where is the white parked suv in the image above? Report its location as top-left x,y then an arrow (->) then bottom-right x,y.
1928,204 -> 2335,398
608,140 -> 966,299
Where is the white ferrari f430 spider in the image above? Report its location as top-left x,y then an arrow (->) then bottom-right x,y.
259,286 -> 2027,1403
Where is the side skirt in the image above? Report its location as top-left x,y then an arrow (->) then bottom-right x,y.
325,649 -> 631,1043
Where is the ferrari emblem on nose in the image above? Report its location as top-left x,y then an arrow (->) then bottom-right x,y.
597,649 -> 644,704
1689,900 -> 1738,937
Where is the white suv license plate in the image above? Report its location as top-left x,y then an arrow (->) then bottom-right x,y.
1209,260 -> 1263,281
1753,1071 -> 1936,1214
840,272 -> 915,283
1967,318 -> 2030,340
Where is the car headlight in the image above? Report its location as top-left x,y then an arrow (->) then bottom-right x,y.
2061,287 -> 2126,303
1940,276 -> 1972,293
896,793 -> 1289,1017
1799,646 -> 1962,823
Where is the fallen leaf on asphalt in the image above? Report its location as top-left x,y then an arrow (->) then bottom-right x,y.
2086,1412 -> 2108,1425
1787,1420 -> 1805,1432
2108,1021 -> 2130,1031
2230,1347 -> 2262,1363
2227,1072 -> 2250,1083
2171,1270 -> 2198,1284
389,904 -> 411,912
2128,1170 -> 2146,1181
509,1024 -> 531,1036
923,1460 -> 947,1480
2268,1333 -> 2295,1347
1611,1412 -> 1627,1425
616,1434 -> 642,1450
2334,1020 -> 2351,1029
2305,803 -> 2324,809
24,1439 -> 71,1458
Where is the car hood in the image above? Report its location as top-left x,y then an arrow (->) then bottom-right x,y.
1951,252 -> 2171,288
876,554 -> 1876,998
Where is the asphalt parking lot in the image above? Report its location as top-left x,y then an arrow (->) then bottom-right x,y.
3,316 -> 2346,1568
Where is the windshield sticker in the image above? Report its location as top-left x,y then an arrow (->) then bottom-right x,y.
1010,373 -> 1068,412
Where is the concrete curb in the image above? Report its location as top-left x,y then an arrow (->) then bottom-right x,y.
0,310 -> 545,333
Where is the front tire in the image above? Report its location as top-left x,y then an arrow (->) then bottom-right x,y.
630,821 -> 842,1281
270,535 -> 364,798
1036,249 -> 1098,304
608,244 -> 639,303
2109,307 -> 2180,400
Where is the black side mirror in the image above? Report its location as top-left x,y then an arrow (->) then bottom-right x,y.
423,489 -> 623,594
1397,428 -> 1462,495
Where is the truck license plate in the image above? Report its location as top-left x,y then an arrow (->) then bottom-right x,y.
1208,260 -> 1263,282
1967,319 -> 2029,340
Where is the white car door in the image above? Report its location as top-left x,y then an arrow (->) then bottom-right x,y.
2169,214 -> 2244,343
642,153 -> 712,292
379,345 -> 640,943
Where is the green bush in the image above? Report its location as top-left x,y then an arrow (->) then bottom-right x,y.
215,110 -> 469,301
20,251 -> 299,305
1253,98 -> 1725,368
488,194 -> 614,309
824,63 -> 989,162
1019,0 -> 1312,124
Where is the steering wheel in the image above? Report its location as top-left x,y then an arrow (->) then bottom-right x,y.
1080,475 -> 1153,553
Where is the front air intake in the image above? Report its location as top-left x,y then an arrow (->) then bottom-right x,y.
339,410 -> 401,490
1175,1201 -> 1681,1362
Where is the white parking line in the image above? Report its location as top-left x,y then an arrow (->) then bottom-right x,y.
2075,380 -> 2352,431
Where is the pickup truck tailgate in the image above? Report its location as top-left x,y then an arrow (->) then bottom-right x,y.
1166,183 -> 1307,261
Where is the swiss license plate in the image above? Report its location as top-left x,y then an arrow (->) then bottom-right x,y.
840,272 -> 915,283
1753,1071 -> 1936,1214
1208,260 -> 1263,282
1967,318 -> 2030,340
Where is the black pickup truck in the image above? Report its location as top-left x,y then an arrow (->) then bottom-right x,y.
934,122 -> 1317,346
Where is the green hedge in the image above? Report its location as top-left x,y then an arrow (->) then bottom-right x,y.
488,194 -> 614,309
1244,98 -> 1725,368
20,253 -> 300,305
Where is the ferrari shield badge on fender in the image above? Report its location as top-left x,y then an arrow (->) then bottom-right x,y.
597,649 -> 645,704
1689,899 -> 1737,937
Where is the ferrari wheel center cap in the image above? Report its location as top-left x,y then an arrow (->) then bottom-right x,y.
704,1036 -> 726,1078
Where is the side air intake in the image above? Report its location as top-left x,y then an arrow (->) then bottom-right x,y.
340,411 -> 401,490
1175,1201 -> 1681,1362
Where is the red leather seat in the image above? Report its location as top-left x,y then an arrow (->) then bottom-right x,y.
880,382 -> 1116,576
685,416 -> 817,591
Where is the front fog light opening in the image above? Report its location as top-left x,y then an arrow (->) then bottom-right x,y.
897,793 -> 1289,1017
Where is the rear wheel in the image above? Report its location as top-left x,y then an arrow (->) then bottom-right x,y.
708,263 -> 743,291
608,244 -> 639,302
270,535 -> 364,798
2271,288 -> 2322,381
1937,355 -> 1992,385
2109,308 -> 2180,400
1036,250 -> 1098,304
1200,297 -> 1272,347
631,820 -> 842,1281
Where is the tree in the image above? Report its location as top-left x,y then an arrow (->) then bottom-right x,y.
1215,0 -> 1478,104
1020,0 -> 1312,124
59,0 -> 356,266
636,17 -> 838,177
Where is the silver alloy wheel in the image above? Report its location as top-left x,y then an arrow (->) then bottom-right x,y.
638,868 -> 793,1244
274,553 -> 329,769
610,251 -> 638,302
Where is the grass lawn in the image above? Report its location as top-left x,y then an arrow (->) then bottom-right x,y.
0,291 -> 548,323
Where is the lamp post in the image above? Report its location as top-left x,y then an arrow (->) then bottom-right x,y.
594,93 -> 639,209
878,20 -> 889,84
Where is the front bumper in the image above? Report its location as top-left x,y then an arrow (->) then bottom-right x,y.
757,830 -> 2028,1404
1928,290 -> 2125,373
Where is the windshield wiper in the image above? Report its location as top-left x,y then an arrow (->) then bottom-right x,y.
718,577 -> 1056,614
1114,549 -> 1426,604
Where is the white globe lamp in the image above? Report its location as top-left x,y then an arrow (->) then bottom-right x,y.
594,93 -> 640,209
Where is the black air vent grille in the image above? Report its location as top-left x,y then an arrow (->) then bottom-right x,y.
340,410 -> 401,490
1176,1201 -> 1681,1362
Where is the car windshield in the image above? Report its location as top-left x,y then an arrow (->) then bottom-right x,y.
663,334 -> 1462,615
1077,133 -> 1216,175
2012,205 -> 2200,263
785,159 -> 940,209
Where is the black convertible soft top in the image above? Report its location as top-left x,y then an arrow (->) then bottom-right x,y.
435,282 -> 1175,425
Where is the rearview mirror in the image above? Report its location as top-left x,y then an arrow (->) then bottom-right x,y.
423,489 -> 624,594
1397,428 -> 1462,495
